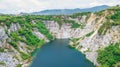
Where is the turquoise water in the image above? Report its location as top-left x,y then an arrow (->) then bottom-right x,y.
30,39 -> 94,67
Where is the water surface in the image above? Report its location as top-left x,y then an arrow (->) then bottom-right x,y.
30,39 -> 94,67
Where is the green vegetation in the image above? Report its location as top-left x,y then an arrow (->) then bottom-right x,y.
0,6 -> 120,67
97,43 -> 120,67
71,38 -> 80,43
108,5 -> 120,11
67,45 -> 75,49
98,10 -> 120,35
31,48 -> 39,57
20,51 -> 31,60
22,14 -> 86,29
94,10 -> 104,16
70,12 -> 90,18
51,16 -> 63,26
71,23 -> 80,28
0,15 -> 11,22
64,19 -> 82,28
0,48 -> 4,52
85,48 -> 91,53
0,62 -> 6,65
1,15 -> 48,49
9,41 -> 18,49
0,15 -> 51,61
0,14 -> 83,29
18,29 -> 45,47
70,37 -> 81,48
24,15 -> 63,26
16,64 -> 22,67
34,20 -> 54,40
98,21 -> 112,35
111,11 -> 120,25
10,32 -> 22,42
8,32 -> 23,49
86,31 -> 94,37
64,19 -> 86,28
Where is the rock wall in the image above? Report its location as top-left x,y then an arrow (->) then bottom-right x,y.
43,12 -> 120,66
0,10 -> 119,67
0,22 -> 49,67
43,15 -> 94,39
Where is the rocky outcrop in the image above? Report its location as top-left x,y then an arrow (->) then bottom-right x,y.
43,16 -> 94,39
8,23 -> 21,34
69,15 -> 87,24
0,21 -> 51,67
69,12 -> 120,66
76,26 -> 120,66
0,27 -> 8,47
32,28 -> 49,42
0,53 -> 18,67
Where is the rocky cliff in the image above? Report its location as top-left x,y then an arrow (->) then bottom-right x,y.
43,8 -> 120,66
0,6 -> 120,67
0,16 -> 54,67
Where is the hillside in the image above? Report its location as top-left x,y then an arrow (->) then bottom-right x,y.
30,5 -> 109,15
0,6 -> 120,67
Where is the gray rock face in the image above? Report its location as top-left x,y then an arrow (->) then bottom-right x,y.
80,33 -> 112,52
85,52 -> 98,66
43,21 -> 72,38
69,15 -> 87,24
8,23 -> 21,34
69,13 -> 120,66
0,21 -> 52,67
0,53 -> 18,67
0,26 -> 19,67
43,19 -> 94,39
32,28 -> 49,42
0,11 -> 119,67
47,12 -> 119,66
79,26 -> 120,65
0,27 -> 8,47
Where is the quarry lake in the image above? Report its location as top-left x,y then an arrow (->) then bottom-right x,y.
30,39 -> 94,67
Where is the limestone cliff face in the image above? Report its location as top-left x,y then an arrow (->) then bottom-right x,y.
0,8 -> 120,67
0,27 -> 8,47
43,13 -> 100,40
43,10 -> 120,66
0,25 -> 19,67
43,16 -> 93,39
0,22 -> 49,67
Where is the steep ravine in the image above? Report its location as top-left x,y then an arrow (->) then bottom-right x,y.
43,10 -> 120,67
0,7 -> 120,67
